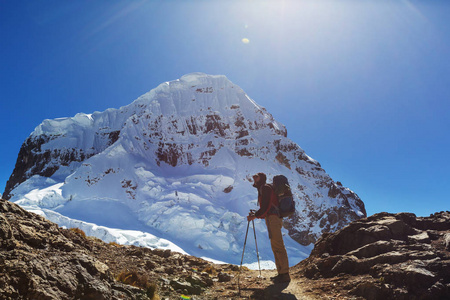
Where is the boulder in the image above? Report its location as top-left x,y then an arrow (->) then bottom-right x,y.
444,233 -> 450,251
296,211 -> 450,300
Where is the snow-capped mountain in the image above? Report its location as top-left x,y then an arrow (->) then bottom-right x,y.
4,73 -> 366,266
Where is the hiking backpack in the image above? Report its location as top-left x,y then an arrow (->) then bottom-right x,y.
272,175 -> 296,218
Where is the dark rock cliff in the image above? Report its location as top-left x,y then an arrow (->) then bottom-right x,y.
3,129 -> 119,200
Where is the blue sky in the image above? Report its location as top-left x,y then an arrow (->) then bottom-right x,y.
1,0 -> 449,217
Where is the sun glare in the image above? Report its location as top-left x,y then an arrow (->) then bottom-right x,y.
242,38 -> 250,44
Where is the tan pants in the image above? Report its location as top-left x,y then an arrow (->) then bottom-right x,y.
266,215 -> 289,274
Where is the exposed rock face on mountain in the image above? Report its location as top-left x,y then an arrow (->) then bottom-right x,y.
3,129 -> 118,200
3,73 -> 365,264
294,211 -> 450,300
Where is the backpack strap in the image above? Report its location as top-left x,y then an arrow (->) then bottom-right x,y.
270,199 -> 280,217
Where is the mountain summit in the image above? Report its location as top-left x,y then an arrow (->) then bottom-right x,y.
4,73 -> 366,265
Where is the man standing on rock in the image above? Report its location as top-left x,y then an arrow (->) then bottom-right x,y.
247,172 -> 290,283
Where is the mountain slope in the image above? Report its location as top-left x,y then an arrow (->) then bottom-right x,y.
4,73 -> 366,265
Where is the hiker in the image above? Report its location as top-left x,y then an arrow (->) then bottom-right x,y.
247,172 -> 290,283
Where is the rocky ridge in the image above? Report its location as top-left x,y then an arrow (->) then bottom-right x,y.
293,211 -> 450,299
1,198 -> 137,299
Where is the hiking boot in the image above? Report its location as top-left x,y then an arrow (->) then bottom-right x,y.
270,274 -> 281,281
272,273 -> 290,283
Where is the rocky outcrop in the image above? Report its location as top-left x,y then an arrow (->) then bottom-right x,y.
295,211 -> 450,299
0,198 -> 148,299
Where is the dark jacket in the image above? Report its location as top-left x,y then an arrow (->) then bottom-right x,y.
255,184 -> 277,219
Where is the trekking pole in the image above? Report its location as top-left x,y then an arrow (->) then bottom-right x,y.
252,219 -> 262,278
238,220 -> 250,294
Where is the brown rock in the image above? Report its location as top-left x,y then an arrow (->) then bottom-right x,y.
0,199 -> 152,299
295,211 -> 450,300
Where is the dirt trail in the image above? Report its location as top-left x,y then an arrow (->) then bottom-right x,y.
202,269 -> 320,300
